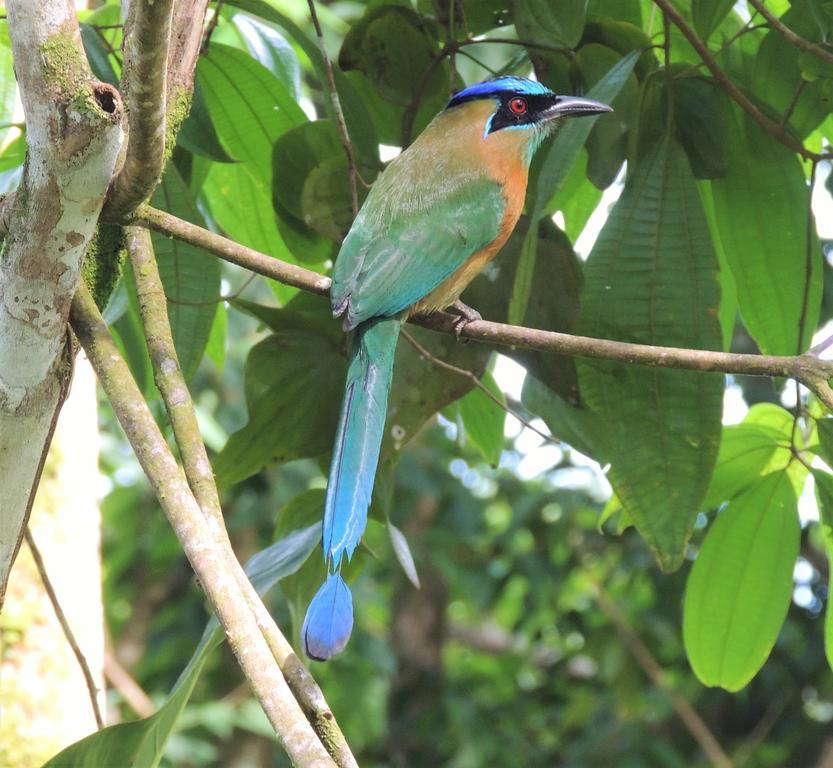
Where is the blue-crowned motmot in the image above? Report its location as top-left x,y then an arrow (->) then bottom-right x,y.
302,77 -> 612,660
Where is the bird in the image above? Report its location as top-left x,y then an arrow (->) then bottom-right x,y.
301,76 -> 612,661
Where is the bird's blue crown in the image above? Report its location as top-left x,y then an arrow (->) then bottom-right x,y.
446,77 -> 553,109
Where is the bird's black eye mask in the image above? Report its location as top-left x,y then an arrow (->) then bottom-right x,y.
484,92 -> 559,135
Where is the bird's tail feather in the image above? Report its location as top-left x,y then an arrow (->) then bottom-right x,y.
302,315 -> 402,660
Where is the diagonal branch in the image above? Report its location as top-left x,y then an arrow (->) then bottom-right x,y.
126,228 -> 357,768
592,580 -> 733,768
747,0 -> 833,67
306,0 -> 359,214
653,0 -> 829,162
69,283 -> 337,768
107,0 -> 176,217
128,204 -> 833,409
26,529 -> 105,731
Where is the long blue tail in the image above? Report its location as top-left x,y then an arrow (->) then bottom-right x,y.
302,316 -> 402,660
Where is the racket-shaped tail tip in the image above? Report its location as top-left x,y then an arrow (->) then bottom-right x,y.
302,572 -> 354,661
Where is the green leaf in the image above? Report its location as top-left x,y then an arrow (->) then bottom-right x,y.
198,43 -> 305,174
80,23 -> 118,86
812,469 -> 833,673
684,471 -> 799,691
151,167 -> 220,379
515,0 -> 588,49
456,370 -> 506,466
522,375 -> 610,462
274,489 -> 326,542
703,423 -> 792,509
177,77 -> 235,163
673,76 -> 726,179
753,6 -> 831,138
112,264 -> 155,398
509,50 -> 638,326
710,101 -> 822,354
692,0 -> 736,40
816,418 -> 833,466
388,521 -> 421,589
576,137 -> 723,570
43,525 -> 320,768
222,0 -> 379,164
273,120 -> 371,244
205,301 -> 227,370
212,302 -> 346,488
339,6 -> 445,106
232,13 -> 301,99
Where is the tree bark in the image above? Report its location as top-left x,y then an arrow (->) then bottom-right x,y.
0,0 -> 124,605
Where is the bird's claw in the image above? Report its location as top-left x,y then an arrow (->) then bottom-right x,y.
450,300 -> 482,340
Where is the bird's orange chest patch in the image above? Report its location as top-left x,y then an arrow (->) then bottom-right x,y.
410,103 -> 534,315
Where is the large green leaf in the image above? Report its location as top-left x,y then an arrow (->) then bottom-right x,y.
232,13 -> 301,99
339,6 -> 444,107
710,101 -> 822,355
43,525 -> 320,768
198,43 -> 305,174
455,369 -> 506,467
508,50 -> 639,326
272,120 -> 371,244
151,167 -> 220,379
753,2 -> 832,138
692,0 -> 736,40
212,299 -> 346,489
812,469 -> 833,673
683,471 -> 799,691
515,0 -> 588,49
177,77 -> 234,163
703,424 -> 792,509
222,0 -> 379,164
576,137 -> 723,570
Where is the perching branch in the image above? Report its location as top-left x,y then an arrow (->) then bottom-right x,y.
107,0 -> 176,217
653,0 -> 830,163
306,0 -> 359,214
26,529 -> 105,731
129,204 -> 833,409
746,0 -> 833,67
69,284 -> 337,768
126,228 -> 358,768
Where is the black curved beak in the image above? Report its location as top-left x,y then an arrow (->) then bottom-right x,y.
544,96 -> 613,120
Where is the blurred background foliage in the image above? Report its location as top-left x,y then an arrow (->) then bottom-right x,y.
4,0 -> 833,765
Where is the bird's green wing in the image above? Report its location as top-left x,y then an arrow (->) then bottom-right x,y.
331,177 -> 506,329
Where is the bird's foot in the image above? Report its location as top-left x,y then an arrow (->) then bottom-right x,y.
449,300 -> 482,340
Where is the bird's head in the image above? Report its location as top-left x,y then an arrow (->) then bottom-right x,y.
445,76 -> 612,160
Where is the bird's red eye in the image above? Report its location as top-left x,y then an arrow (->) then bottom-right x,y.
508,97 -> 527,115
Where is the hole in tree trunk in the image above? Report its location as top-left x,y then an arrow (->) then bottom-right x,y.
93,84 -> 118,114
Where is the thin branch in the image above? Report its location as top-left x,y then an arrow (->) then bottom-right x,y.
401,328 -> 560,446
69,283 -> 337,768
306,0 -> 359,215
402,44 -> 451,147
200,0 -> 224,54
126,228 -> 357,768
747,0 -> 833,66
798,160 -> 819,353
128,204 -> 833,408
103,647 -> 155,718
653,0 -> 830,162
107,0 -> 176,218
25,529 -> 105,731
592,580 -> 733,768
